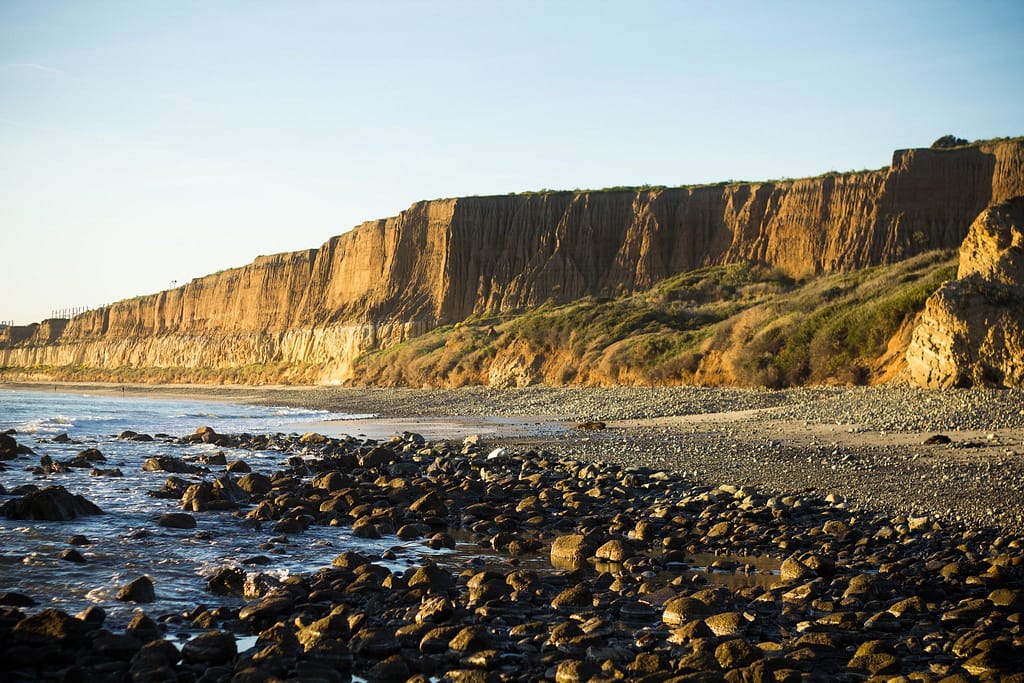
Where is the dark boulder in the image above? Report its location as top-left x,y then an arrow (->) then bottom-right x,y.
0,485 -> 103,520
186,426 -> 230,446
237,472 -> 272,495
125,611 -> 163,642
142,455 -> 203,474
208,567 -> 246,596
60,548 -> 87,563
238,592 -> 295,626
226,459 -> 251,473
91,632 -> 143,661
158,512 -> 197,529
116,576 -> 156,603
119,430 -> 155,442
1,431 -> 34,459
12,608 -> 89,645
147,476 -> 192,499
75,448 -> 106,463
181,474 -> 249,511
359,446 -> 397,468
181,630 -> 237,666
0,592 -> 38,607
196,452 -> 227,466
76,605 -> 105,627
129,639 -> 180,679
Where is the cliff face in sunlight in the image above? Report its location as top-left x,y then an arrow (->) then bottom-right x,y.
2,139 -> 1023,386
906,196 -> 1024,388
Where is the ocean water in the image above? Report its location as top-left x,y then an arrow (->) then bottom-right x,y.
0,389 -> 427,631
0,388 -> 780,640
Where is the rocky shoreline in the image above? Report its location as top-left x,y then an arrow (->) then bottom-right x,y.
2,384 -> 1023,681
269,384 -> 1024,533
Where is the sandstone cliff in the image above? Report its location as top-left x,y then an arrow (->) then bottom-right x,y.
906,196 -> 1024,388
2,138 -> 1022,385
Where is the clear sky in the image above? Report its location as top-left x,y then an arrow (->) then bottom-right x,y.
1,1 -> 1022,325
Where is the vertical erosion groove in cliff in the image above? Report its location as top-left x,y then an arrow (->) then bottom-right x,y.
2,138 -> 1022,385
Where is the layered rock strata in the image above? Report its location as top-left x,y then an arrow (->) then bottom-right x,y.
2,139 -> 1023,384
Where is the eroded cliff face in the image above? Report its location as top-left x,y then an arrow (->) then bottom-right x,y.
906,197 -> 1024,388
3,139 -> 1022,385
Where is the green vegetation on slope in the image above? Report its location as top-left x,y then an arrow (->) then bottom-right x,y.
728,251 -> 957,387
352,251 -> 957,387
3,252 -> 958,389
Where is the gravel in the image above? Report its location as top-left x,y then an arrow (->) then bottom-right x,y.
271,384 -> 1024,534
14,382 -> 1024,533
762,385 -> 1024,431
288,384 -> 1024,430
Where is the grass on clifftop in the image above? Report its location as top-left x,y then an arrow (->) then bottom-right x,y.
503,137 -> 1022,198
352,251 -> 957,388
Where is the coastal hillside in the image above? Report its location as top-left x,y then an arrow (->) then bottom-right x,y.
2,138 -> 1023,387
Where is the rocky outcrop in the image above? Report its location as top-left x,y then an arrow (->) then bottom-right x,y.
0,485 -> 103,520
906,197 -> 1024,388
2,139 -> 1023,384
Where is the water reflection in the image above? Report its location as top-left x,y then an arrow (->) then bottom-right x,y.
442,537 -> 781,591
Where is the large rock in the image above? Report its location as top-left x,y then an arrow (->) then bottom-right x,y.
907,197 -> 1024,388
158,512 -> 197,529
180,474 -> 249,511
181,630 -> 237,666
207,567 -> 245,596
1,431 -> 34,460
12,608 -> 90,644
958,197 -> 1024,283
550,534 -> 594,567
237,472 -> 272,495
143,456 -> 203,474
116,576 -> 156,603
129,639 -> 181,679
0,485 -> 103,520
0,431 -> 18,459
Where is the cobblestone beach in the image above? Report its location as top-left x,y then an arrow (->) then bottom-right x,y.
276,384 -> 1024,534
3,382 -> 1023,681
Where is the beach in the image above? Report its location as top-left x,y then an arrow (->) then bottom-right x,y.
9,382 -> 1024,533
3,382 -> 1024,681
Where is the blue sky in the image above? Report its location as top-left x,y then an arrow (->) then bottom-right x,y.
2,0 -> 1022,325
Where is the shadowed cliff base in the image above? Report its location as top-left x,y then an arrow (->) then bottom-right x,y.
1,137 -> 1022,388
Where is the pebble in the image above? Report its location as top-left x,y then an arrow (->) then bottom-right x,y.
4,386 -> 1024,681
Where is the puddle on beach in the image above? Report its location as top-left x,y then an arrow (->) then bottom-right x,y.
435,532 -> 783,593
